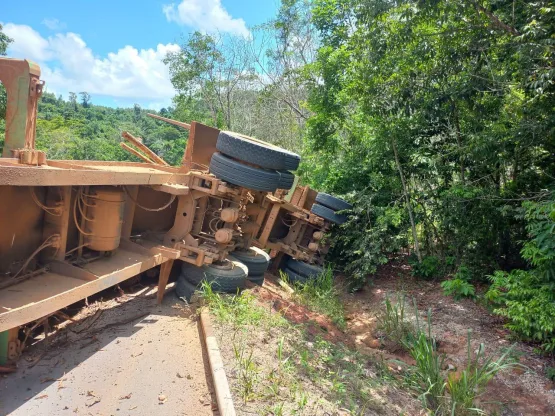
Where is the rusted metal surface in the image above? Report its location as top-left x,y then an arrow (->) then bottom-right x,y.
121,131 -> 169,166
182,122 -> 220,170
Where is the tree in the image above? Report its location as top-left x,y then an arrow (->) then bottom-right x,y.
303,0 -> 555,285
68,92 -> 78,111
0,24 -> 13,120
79,92 -> 91,108
164,31 -> 253,130
0,23 -> 12,56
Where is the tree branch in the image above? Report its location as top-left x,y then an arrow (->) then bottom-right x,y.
472,2 -> 520,36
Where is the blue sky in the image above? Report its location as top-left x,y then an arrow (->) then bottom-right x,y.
2,0 -> 278,109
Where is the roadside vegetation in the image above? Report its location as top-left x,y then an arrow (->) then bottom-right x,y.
200,282 -> 419,415
281,267 -> 346,328
377,296 -> 520,415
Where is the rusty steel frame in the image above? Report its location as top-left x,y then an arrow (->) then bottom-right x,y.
0,57 -> 331,364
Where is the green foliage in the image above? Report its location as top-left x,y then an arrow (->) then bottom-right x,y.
446,337 -> 519,416
0,24 -> 13,120
377,294 -> 415,347
200,281 -> 287,329
302,0 -> 555,288
486,197 -> 555,352
410,256 -> 442,280
0,24 -> 12,56
441,279 -> 476,300
546,367 -> 555,382
404,326 -> 445,412
324,193 -> 406,289
402,312 -> 518,415
0,91 -> 189,164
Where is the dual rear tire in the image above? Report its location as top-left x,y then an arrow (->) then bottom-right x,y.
280,258 -> 324,285
176,259 -> 248,301
310,192 -> 352,225
209,131 -> 300,192
229,246 -> 270,286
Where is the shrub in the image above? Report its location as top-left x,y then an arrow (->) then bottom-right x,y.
410,255 -> 442,280
325,193 -> 406,289
486,270 -> 555,352
441,278 -> 476,300
486,197 -> 555,352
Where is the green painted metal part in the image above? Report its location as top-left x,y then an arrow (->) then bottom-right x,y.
0,59 -> 41,157
0,330 -> 8,365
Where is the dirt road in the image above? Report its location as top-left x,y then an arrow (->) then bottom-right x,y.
0,288 -> 215,416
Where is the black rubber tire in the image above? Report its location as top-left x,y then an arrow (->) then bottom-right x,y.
175,276 -> 198,301
247,274 -> 265,286
181,259 -> 248,293
310,203 -> 348,225
210,152 -> 280,192
281,267 -> 308,284
286,258 -> 323,278
315,192 -> 352,211
228,247 -> 270,276
277,170 -> 295,190
216,131 -> 301,171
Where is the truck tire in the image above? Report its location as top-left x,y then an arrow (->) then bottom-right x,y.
286,258 -> 323,278
277,170 -> 295,190
281,267 -> 308,284
210,152 -> 280,192
315,192 -> 352,211
175,276 -> 198,301
310,203 -> 348,225
181,259 -> 248,293
247,274 -> 265,286
228,247 -> 270,276
216,131 -> 301,171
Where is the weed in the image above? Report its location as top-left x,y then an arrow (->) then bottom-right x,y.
296,390 -> 308,410
402,311 -> 519,415
271,402 -> 285,416
377,294 -> 415,347
546,367 -> 555,381
294,266 -> 346,328
447,334 -> 519,415
233,343 -> 259,402
200,281 -> 287,329
277,336 -> 285,362
403,313 -> 445,412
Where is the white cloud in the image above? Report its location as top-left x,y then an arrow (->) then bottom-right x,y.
42,18 -> 66,31
163,0 -> 250,37
3,23 -> 179,103
3,23 -> 51,61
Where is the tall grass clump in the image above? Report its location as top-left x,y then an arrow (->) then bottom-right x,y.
292,266 -> 346,328
377,297 -> 519,414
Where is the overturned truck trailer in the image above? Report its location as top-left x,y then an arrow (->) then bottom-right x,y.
0,58 -> 351,365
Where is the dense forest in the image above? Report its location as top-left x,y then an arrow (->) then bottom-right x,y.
1,1 -> 554,352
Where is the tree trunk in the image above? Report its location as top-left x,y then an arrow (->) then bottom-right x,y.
453,103 -> 465,183
392,139 -> 422,262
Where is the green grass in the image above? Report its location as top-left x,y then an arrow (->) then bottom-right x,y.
282,266 -> 346,328
375,295 -> 520,415
377,294 -> 415,347
199,281 -> 287,329
233,343 -> 259,402
401,310 -> 519,415
200,279 -> 393,414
